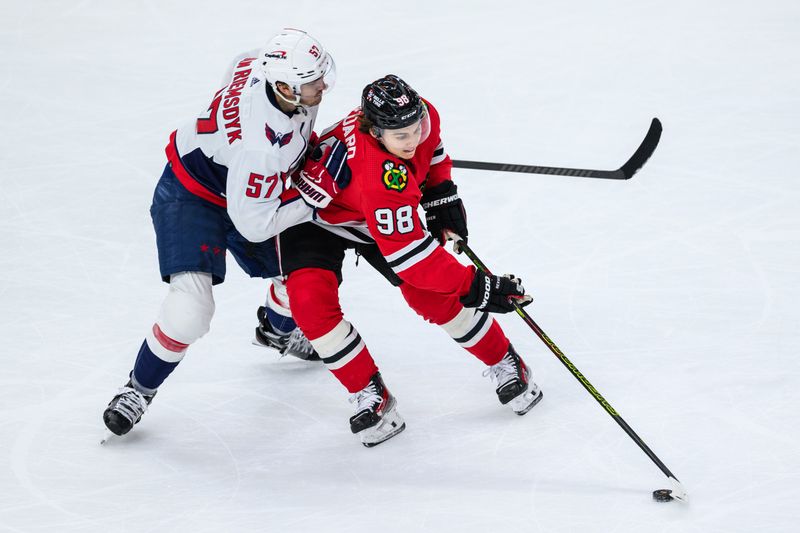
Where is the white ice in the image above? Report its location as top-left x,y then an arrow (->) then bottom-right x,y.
2,1 -> 799,531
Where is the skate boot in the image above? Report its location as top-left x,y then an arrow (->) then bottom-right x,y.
103,380 -> 156,436
253,306 -> 320,361
349,372 -> 406,447
483,345 -> 543,415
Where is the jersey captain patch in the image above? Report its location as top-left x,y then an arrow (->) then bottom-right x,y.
382,160 -> 408,192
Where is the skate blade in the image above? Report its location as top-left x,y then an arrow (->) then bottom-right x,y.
512,388 -> 543,416
252,336 -> 269,348
283,348 -> 320,362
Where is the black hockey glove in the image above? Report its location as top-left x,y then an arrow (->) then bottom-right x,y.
460,271 -> 533,314
420,180 -> 468,246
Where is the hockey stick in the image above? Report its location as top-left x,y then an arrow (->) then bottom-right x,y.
453,236 -> 688,503
452,118 -> 662,180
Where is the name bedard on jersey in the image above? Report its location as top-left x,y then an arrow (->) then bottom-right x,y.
166,55 -> 318,243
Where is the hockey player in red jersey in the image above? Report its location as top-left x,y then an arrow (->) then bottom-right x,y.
284,75 -> 543,447
101,29 -> 348,438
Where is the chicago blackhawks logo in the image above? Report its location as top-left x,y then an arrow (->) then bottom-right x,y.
265,124 -> 294,147
382,160 -> 408,192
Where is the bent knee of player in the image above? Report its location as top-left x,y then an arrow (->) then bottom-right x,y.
286,268 -> 342,339
266,277 -> 291,313
399,282 -> 461,325
157,271 -> 215,344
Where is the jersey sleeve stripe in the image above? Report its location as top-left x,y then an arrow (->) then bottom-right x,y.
166,131 -> 227,208
385,235 -> 439,273
431,142 -> 447,165
384,235 -> 435,264
327,139 -> 347,182
279,194 -> 302,207
311,223 -> 375,244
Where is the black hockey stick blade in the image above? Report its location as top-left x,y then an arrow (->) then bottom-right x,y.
452,118 -> 662,180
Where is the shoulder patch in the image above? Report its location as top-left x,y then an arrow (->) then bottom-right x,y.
382,160 -> 408,192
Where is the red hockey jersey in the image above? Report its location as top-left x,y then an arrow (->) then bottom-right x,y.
316,100 -> 475,296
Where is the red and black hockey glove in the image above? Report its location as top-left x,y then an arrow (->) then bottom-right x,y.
292,139 -> 351,209
460,271 -> 533,314
420,180 -> 468,247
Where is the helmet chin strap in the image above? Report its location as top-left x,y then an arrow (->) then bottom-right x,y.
274,84 -> 301,106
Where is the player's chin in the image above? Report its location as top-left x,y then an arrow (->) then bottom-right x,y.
303,95 -> 323,107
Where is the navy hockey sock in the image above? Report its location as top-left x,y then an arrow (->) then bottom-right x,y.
265,306 -> 297,335
131,339 -> 179,391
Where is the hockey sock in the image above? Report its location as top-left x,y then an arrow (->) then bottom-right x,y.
264,281 -> 296,335
131,328 -> 184,391
440,307 -> 509,366
311,320 -> 377,393
286,268 -> 378,392
398,283 -> 509,366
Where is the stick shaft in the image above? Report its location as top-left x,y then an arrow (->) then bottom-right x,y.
458,240 -> 679,481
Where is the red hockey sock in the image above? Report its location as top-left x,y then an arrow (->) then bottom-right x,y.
399,282 -> 509,365
286,268 -> 378,392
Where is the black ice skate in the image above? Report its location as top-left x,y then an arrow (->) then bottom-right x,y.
103,380 -> 156,436
253,306 -> 320,361
483,345 -> 543,415
349,372 -> 405,447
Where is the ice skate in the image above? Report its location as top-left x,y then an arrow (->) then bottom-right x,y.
349,372 -> 405,447
253,306 -> 320,361
483,345 -> 543,415
103,380 -> 156,436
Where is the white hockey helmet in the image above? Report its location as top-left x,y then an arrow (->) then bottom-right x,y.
259,28 -> 336,105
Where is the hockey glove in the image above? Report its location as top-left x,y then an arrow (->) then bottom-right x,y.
292,139 -> 351,209
460,271 -> 533,314
420,180 -> 468,247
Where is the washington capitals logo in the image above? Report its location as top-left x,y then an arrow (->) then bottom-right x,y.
265,124 -> 294,147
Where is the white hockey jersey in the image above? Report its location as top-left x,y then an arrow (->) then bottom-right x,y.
166,53 -> 316,243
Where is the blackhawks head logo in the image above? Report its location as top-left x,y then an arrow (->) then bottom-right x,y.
382,160 -> 408,192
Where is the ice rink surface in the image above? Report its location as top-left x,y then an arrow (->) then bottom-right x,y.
2,1 -> 799,531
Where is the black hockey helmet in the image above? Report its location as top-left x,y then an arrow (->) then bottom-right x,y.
361,75 -> 425,130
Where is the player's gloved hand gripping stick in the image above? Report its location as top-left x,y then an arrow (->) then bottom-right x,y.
293,139 -> 351,208
459,270 -> 532,313
450,233 -> 688,504
421,180 -> 468,246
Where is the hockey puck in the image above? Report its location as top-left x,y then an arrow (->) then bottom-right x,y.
652,489 -> 673,502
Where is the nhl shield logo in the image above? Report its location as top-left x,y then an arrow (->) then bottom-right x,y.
265,124 -> 294,147
382,160 -> 408,192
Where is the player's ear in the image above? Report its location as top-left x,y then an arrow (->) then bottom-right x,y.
369,127 -> 381,140
275,81 -> 293,98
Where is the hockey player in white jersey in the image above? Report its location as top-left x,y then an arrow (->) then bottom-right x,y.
102,29 -> 348,437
